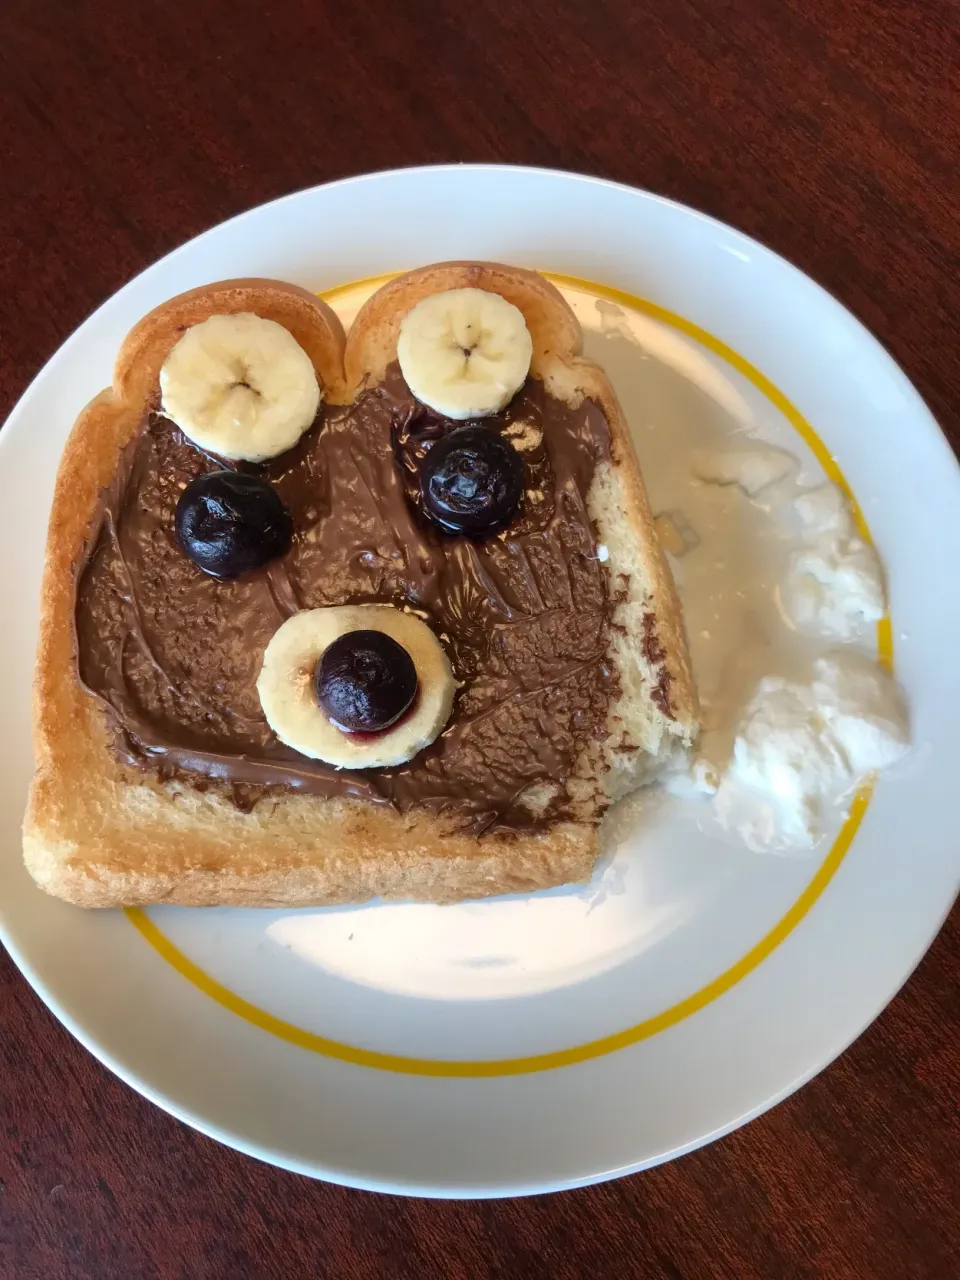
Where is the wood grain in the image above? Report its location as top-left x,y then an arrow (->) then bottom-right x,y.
1,0 -> 958,1275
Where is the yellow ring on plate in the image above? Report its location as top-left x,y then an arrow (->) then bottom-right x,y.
126,272 -> 893,1077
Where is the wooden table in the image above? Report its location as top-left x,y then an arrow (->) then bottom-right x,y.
1,1 -> 957,1275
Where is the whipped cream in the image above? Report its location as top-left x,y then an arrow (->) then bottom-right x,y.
784,483 -> 885,639
692,444 -> 798,496
716,654 -> 908,847
561,290 -> 909,855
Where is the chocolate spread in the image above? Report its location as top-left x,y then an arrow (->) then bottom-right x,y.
75,366 -> 618,833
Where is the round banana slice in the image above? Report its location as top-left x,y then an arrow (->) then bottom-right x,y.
160,312 -> 320,462
397,287 -> 533,420
257,605 -> 456,769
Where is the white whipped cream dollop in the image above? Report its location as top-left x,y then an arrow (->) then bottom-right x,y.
692,444 -> 797,497
785,483 -> 885,639
716,653 -> 908,847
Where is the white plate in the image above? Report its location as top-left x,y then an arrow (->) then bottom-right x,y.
1,166 -> 958,1198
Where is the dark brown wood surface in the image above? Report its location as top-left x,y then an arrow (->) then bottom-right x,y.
1,1 -> 958,1276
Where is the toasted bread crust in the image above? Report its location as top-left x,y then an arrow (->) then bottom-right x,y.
23,265 -> 697,907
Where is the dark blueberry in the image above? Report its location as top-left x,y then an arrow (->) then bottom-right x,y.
175,470 -> 292,579
418,426 -> 523,536
315,630 -> 418,733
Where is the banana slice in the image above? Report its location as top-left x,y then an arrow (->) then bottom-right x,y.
159,312 -> 320,462
257,605 -> 456,769
397,287 -> 533,419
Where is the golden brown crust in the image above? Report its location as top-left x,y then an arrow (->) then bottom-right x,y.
23,265 -> 697,908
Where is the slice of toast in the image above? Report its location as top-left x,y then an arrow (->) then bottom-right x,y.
23,263 -> 698,907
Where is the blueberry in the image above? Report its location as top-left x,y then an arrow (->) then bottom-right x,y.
419,426 -> 523,536
315,630 -> 418,732
175,470 -> 292,579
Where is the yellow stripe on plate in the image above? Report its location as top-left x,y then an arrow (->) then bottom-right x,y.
127,272 -> 892,1075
